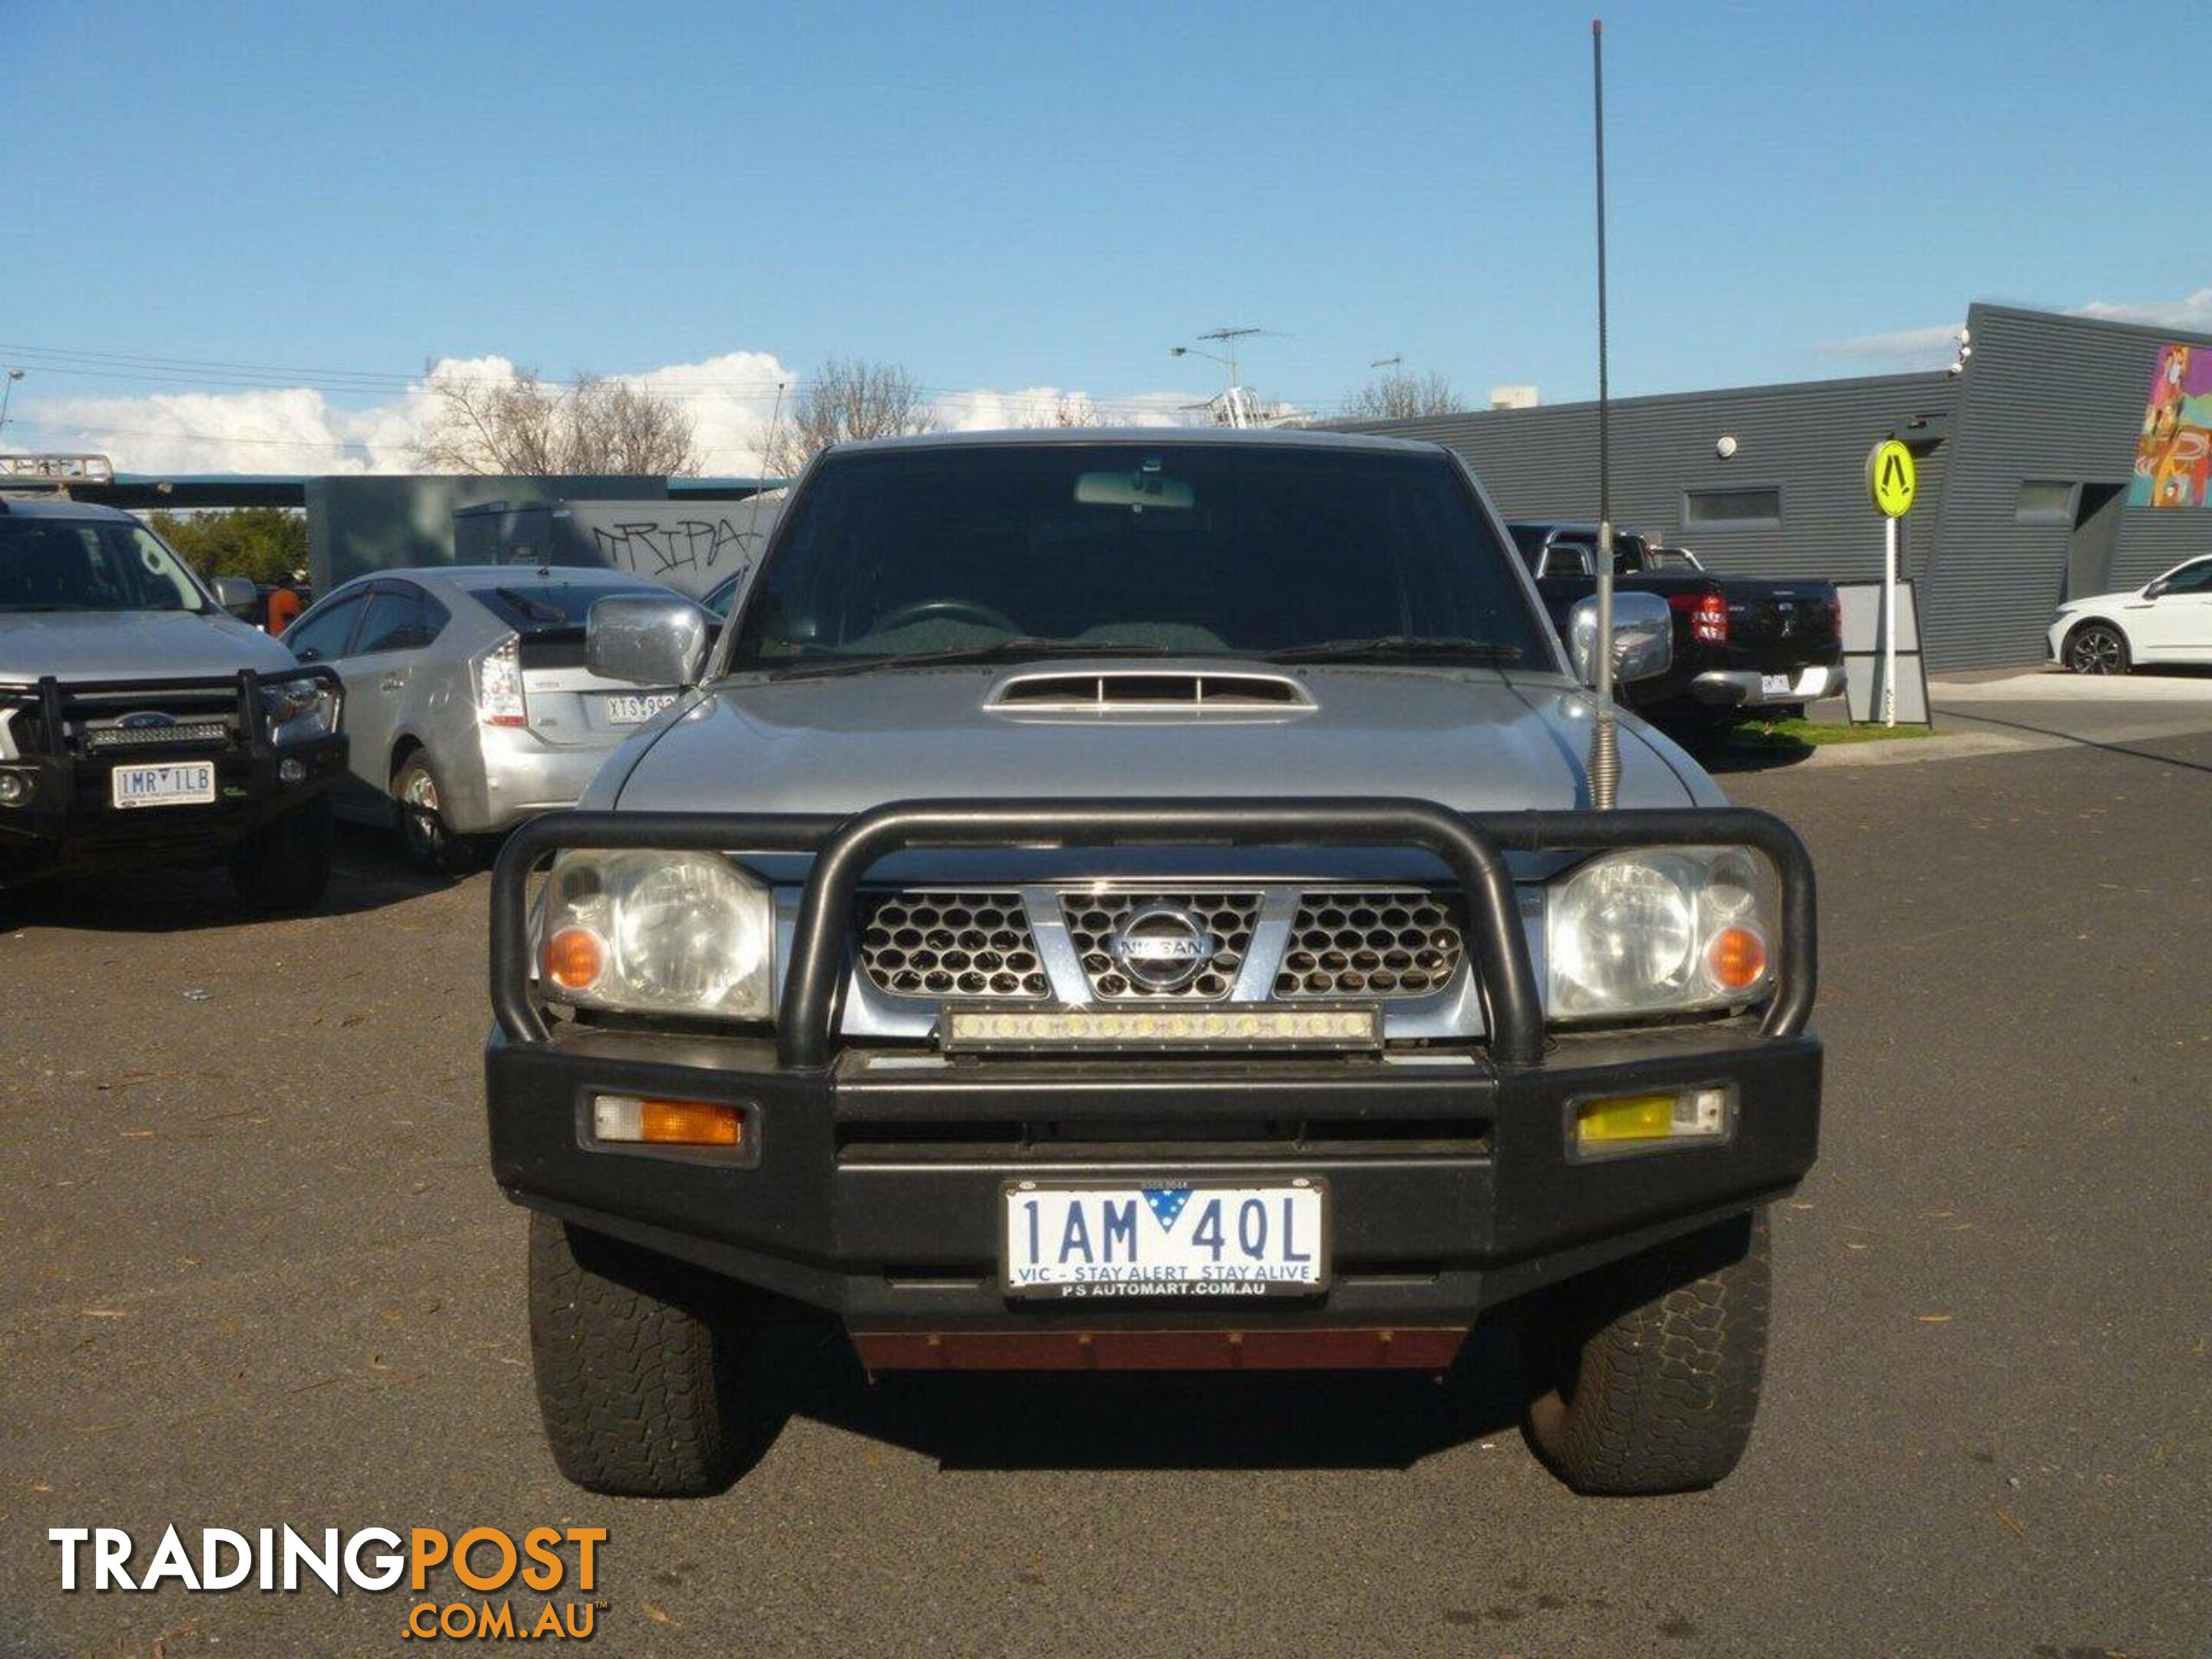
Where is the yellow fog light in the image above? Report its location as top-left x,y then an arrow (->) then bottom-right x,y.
1574,1086 -> 1730,1155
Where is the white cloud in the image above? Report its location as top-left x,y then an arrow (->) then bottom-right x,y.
7,352 -> 1208,476
2072,286 -> 2212,331
21,385 -> 373,475
1816,289 -> 2212,369
1811,323 -> 1965,368
933,386 -> 1197,431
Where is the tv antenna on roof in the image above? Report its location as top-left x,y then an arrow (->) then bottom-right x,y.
1171,327 -> 1281,429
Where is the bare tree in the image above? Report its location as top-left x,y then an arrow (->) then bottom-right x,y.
1337,369 -> 1465,422
766,358 -> 938,475
1010,392 -> 1102,429
410,367 -> 700,475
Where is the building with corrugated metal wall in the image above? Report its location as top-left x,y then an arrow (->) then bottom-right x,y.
1332,302 -> 2212,671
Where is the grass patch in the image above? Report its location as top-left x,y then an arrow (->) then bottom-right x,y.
1730,716 -> 1936,748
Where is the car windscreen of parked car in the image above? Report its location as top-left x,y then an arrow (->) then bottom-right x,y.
0,518 -> 210,614
727,443 -> 1548,673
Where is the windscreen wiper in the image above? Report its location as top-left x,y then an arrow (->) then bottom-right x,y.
1265,635 -> 1525,664
757,639 -> 1181,680
493,587 -> 569,626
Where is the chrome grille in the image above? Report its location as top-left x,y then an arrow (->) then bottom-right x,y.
1274,889 -> 1464,1000
1062,891 -> 1263,1001
859,890 -> 1049,1000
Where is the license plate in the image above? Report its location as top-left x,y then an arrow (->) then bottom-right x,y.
110,762 -> 217,809
604,693 -> 676,727
1760,673 -> 1795,697
1003,1179 -> 1328,1299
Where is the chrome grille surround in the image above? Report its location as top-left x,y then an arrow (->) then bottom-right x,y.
858,889 -> 1050,1000
1273,887 -> 1465,1000
1061,889 -> 1263,1001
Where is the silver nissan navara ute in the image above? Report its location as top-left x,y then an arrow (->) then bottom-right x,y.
485,429 -> 1820,1498
1,496 -> 346,910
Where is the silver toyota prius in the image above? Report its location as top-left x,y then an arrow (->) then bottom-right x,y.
280,565 -> 697,871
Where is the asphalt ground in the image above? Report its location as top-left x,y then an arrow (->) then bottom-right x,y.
2,721 -> 2207,1657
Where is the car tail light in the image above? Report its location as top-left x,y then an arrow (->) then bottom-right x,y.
1664,589 -> 1730,645
475,636 -> 528,727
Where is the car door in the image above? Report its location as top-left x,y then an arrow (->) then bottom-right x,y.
280,588 -> 378,810
2131,558 -> 2212,660
339,582 -> 443,805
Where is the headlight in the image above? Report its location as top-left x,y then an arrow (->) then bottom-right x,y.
538,851 -> 774,1021
1546,847 -> 1775,1022
263,676 -> 339,740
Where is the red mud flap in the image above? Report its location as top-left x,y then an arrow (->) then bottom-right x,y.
849,1327 -> 1468,1373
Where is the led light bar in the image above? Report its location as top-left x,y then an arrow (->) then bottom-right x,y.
942,1004 -> 1382,1053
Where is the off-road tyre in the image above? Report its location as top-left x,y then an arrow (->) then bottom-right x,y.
528,1210 -> 767,1497
227,793 -> 335,912
1520,1206 -> 1772,1495
392,751 -> 475,876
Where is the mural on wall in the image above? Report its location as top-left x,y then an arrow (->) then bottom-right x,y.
2128,342 -> 2212,508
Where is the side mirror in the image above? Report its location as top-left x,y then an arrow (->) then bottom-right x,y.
212,575 -> 258,617
586,594 -> 710,688
1568,590 -> 1674,688
2144,578 -> 2171,600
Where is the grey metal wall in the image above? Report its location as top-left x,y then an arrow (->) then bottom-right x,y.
305,475 -> 667,592
1333,372 -> 1959,591
1923,304 -> 2212,670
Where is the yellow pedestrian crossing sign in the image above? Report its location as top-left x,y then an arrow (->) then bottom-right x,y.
1867,439 -> 1916,518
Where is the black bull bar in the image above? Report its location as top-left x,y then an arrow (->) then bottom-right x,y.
489,799 -> 1816,1068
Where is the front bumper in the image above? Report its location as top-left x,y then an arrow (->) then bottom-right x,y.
485,798 -> 1821,1343
1688,662 -> 1847,708
489,1021 -> 1820,1330
0,668 -> 347,883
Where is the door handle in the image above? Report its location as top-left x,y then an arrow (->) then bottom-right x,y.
379,673 -> 407,692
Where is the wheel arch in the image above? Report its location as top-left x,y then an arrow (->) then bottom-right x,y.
2063,613 -> 2127,644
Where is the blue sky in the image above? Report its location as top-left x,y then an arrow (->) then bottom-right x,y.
5,0 -> 2207,472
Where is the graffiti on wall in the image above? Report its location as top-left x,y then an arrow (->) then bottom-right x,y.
2128,342 -> 2212,509
591,516 -> 767,581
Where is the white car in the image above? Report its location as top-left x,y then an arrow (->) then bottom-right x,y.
2049,555 -> 2212,674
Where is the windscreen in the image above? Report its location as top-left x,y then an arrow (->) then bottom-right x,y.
0,518 -> 210,614
727,444 -> 1548,671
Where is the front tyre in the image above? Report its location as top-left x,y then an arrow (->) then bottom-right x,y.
528,1211 -> 770,1497
2065,621 -> 2131,675
227,793 -> 334,912
1520,1207 -> 1772,1495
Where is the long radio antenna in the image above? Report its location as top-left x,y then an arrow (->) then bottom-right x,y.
1588,17 -> 1622,811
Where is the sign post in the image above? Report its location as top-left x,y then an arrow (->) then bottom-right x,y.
1866,439 -> 1917,727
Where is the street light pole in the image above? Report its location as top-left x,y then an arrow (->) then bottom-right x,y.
0,369 -> 24,449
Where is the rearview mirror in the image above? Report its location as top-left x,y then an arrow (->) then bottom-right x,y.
211,575 -> 258,617
1568,590 -> 1674,688
1075,469 -> 1194,510
586,595 -> 711,688
2144,578 -> 2171,599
